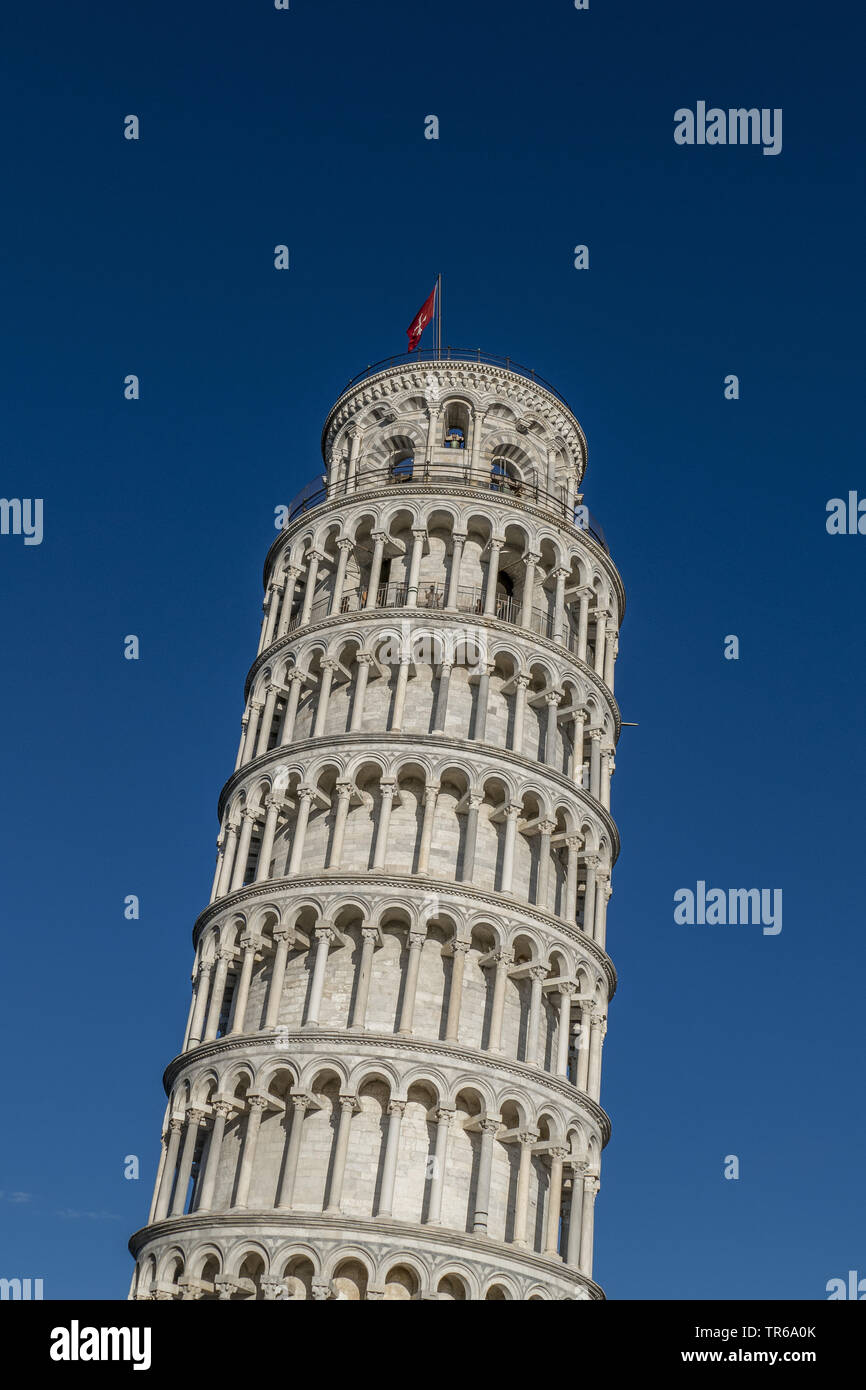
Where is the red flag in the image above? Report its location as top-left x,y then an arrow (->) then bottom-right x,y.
406,284 -> 437,351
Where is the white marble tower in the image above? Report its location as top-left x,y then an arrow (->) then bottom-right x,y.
129,349 -> 624,1301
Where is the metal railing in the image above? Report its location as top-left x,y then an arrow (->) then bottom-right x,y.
284,463 -> 608,552
285,581 -> 582,656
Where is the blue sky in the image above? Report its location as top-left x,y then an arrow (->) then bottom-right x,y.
1,0 -> 863,1299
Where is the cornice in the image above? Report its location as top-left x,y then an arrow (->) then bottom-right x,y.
218,729 -> 621,859
161,1028 -> 612,1145
248,604 -> 622,737
128,1210 -> 605,1299
190,872 -> 618,997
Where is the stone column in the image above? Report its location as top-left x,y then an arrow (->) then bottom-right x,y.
460,793 -> 483,881
234,1095 -> 268,1210
187,962 -> 213,1047
276,1095 -> 309,1209
483,539 -> 503,616
197,1101 -> 233,1214
377,1100 -> 406,1217
365,531 -> 387,608
216,824 -> 238,896
425,407 -> 441,466
512,1129 -> 539,1247
445,532 -> 466,609
572,708 -> 587,785
276,566 -> 301,636
397,931 -> 426,1034
426,1108 -> 454,1224
287,787 -> 313,874
305,926 -> 335,1026
525,966 -> 548,1066
472,1118 -> 501,1235
473,663 -> 493,741
576,1002 -> 592,1092
581,854 -> 599,937
566,1161 -> 588,1267
229,935 -> 259,1034
279,670 -> 303,745
544,1146 -> 568,1257
263,583 -> 283,648
537,820 -> 555,911
254,797 -> 281,883
432,660 -> 452,734
229,810 -> 256,892
325,1096 -> 356,1212
444,939 -> 470,1042
552,567 -> 568,643
468,409 -> 484,479
500,801 -> 522,894
241,702 -> 263,764
594,874 -> 611,950
210,834 -> 226,901
519,551 -> 539,629
544,690 -> 561,767
349,653 -> 372,730
170,1110 -> 205,1217
330,539 -> 353,614
604,624 -> 617,689
234,717 -> 248,772
588,1012 -> 607,1100
579,1173 -> 600,1278
390,659 -> 410,731
600,746 -> 613,810
512,674 -> 529,755
589,729 -> 602,799
416,782 -> 439,875
312,658 -> 336,738
405,528 -> 426,607
347,428 -> 361,490
487,950 -> 513,1053
255,684 -> 280,757
299,551 -> 322,625
577,589 -> 590,662
593,610 -> 607,676
153,1118 -> 183,1221
565,835 -> 581,923
203,949 -> 233,1042
372,779 -> 396,870
350,927 -> 378,1029
327,781 -> 353,869
263,929 -> 291,1028
556,983 -> 576,1077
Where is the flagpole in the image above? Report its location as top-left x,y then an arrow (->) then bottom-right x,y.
436,273 -> 442,359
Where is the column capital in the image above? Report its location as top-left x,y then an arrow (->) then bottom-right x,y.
246,1094 -> 269,1115
361,926 -> 379,944
315,925 -> 336,944
451,938 -> 471,956
185,1108 -> 206,1127
408,930 -> 427,950
387,1100 -> 407,1118
338,1094 -> 358,1113
544,689 -> 562,706
518,1127 -> 540,1146
549,1144 -> 569,1161
336,537 -> 354,552
290,1093 -> 311,1114
479,1116 -> 501,1136
529,965 -> 549,982
212,1100 -> 234,1121
538,818 -> 556,834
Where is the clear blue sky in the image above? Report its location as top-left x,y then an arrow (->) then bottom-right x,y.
1,0 -> 863,1300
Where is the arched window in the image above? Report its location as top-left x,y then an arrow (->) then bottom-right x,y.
443,401 -> 470,448
390,450 -> 414,482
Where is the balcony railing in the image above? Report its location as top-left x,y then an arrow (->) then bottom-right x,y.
284,464 -> 608,552
285,581 -> 583,656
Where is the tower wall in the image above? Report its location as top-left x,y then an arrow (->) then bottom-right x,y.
129,355 -> 625,1302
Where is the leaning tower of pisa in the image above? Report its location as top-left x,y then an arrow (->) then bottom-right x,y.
128,349 -> 624,1302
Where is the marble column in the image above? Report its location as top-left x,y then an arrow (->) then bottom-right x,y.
365,532 -> 387,609
511,1129 -> 539,1247
350,927 -> 378,1029
483,540 -> 503,616
305,926 -> 335,1026
197,1101 -> 233,1214
234,1096 -> 268,1210
472,1118 -> 500,1235
254,797 -> 281,883
154,1118 -> 183,1221
487,949 -> 513,1053
170,1110 -> 205,1217
397,931 -> 426,1035
276,1095 -> 309,1209
544,1146 -> 567,1257
444,939 -> 470,1042
325,1096 -> 356,1212
377,1100 -> 406,1217
426,1108 -> 454,1224
445,532 -> 466,608
287,787 -> 313,874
